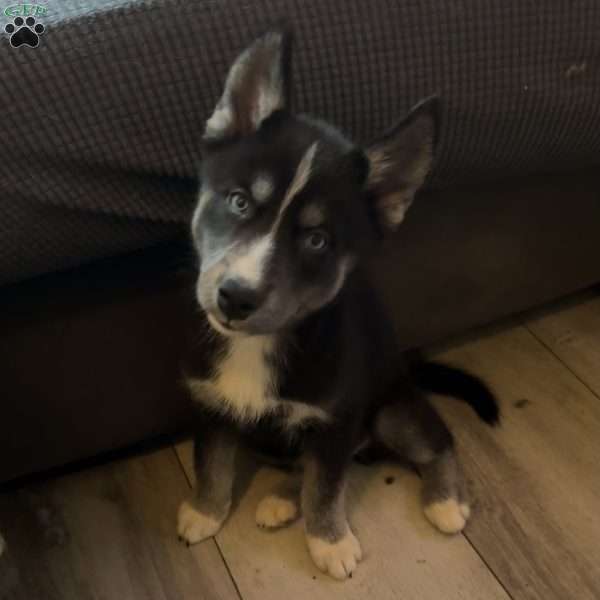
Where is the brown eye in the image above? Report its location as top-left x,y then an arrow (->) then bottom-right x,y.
228,190 -> 251,217
303,230 -> 329,253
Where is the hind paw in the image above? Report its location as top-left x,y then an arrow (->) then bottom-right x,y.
256,494 -> 299,528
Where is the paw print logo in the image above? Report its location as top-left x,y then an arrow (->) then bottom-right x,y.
5,16 -> 45,48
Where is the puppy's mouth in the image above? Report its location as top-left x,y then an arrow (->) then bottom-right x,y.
206,312 -> 246,337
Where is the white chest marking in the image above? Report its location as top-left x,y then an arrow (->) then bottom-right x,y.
188,335 -> 277,422
187,335 -> 329,427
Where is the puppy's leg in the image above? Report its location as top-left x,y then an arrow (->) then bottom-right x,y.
178,422 -> 239,545
302,445 -> 362,580
420,447 -> 471,534
374,393 -> 470,534
256,474 -> 301,529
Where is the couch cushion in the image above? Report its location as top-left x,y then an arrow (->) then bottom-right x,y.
1,0 -> 599,268
0,196 -> 180,285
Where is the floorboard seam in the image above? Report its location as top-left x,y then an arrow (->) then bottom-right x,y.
524,325 -> 600,401
213,539 -> 245,600
171,445 -> 193,488
462,532 -> 516,600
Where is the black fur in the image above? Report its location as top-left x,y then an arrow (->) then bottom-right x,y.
179,30 -> 501,580
410,359 -> 500,425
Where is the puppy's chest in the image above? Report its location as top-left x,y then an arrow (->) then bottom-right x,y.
187,335 -> 328,427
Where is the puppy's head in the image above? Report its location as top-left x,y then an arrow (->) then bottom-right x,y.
192,32 -> 437,336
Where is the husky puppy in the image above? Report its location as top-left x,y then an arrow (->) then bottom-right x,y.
179,31 -> 498,580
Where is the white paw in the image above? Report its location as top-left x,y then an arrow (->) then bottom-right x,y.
177,501 -> 223,545
306,528 -> 362,580
424,498 -> 470,534
256,495 -> 299,528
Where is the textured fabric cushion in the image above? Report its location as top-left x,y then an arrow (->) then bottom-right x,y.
1,196 -> 180,285
1,0 -> 599,281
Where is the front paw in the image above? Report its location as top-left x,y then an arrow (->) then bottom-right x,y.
306,528 -> 362,580
424,498 -> 471,534
177,501 -> 223,545
256,494 -> 299,529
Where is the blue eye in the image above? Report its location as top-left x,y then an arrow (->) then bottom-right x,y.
303,230 -> 329,252
228,190 -> 251,217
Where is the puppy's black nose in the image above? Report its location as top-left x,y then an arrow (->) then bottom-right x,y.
217,279 -> 261,321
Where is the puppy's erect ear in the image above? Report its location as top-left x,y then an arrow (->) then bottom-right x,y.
366,96 -> 438,229
204,31 -> 291,141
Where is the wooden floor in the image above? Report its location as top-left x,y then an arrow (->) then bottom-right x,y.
2,290 -> 600,600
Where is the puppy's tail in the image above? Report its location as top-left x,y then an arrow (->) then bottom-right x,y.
409,353 -> 500,426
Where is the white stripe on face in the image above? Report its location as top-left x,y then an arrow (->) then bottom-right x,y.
191,189 -> 211,236
205,143 -> 318,293
224,143 -> 318,289
204,103 -> 234,140
228,234 -> 274,286
273,142 -> 318,231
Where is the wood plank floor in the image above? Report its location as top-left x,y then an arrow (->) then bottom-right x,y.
2,288 -> 600,600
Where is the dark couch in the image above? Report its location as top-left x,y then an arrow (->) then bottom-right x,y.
2,0 -> 599,482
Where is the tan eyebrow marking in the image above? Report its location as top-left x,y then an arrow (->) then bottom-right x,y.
299,203 -> 326,228
251,174 -> 274,204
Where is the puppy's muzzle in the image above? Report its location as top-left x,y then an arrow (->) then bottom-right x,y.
217,278 -> 264,321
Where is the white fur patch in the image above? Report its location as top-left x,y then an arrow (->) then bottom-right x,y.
306,528 -> 363,580
424,498 -> 470,534
379,192 -> 413,226
188,335 -> 277,422
460,502 -> 471,521
366,148 -> 393,185
187,333 -> 329,427
205,313 -> 242,338
191,190 -> 211,235
255,82 -> 283,128
228,235 -> 274,287
205,104 -> 234,139
274,142 -> 318,230
323,256 -> 355,305
285,402 -> 330,427
256,495 -> 299,528
178,501 -> 223,544
253,32 -> 285,128
251,174 -> 275,204
188,377 -> 329,427
204,32 -> 285,139
367,137 -> 432,228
